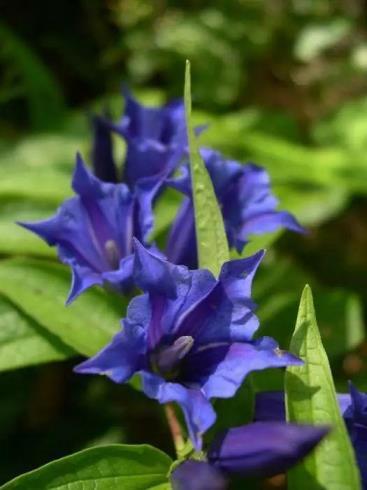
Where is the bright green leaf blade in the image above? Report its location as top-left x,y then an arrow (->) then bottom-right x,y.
285,285 -> 361,490
0,167 -> 71,203
0,444 -> 172,490
0,295 -> 75,371
184,60 -> 229,275
0,258 -> 125,356
0,200 -> 57,257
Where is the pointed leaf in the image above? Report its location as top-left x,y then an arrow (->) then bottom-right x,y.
285,285 -> 361,489
184,60 -> 229,276
0,444 -> 172,490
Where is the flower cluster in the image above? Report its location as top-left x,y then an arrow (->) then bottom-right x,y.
20,89 -> 333,485
167,148 -> 304,267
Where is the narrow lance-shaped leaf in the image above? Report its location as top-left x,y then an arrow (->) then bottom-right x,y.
184,60 -> 229,276
285,285 -> 361,490
0,444 -> 172,490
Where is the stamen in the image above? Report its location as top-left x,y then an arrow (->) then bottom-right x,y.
154,336 -> 194,377
104,240 -> 120,269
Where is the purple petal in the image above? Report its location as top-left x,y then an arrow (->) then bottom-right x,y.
255,391 -> 353,423
102,254 -> 134,291
111,88 -> 186,187
19,198 -> 107,273
186,338 -> 301,400
175,254 -> 264,346
166,197 -> 197,268
133,240 -> 217,350
134,172 -> 168,242
62,248 -> 104,304
345,382 -> 367,427
238,211 -> 305,239
167,149 -> 304,262
171,460 -> 227,490
133,239 -> 179,298
142,372 -> 216,450
208,422 -> 329,477
74,322 -> 147,383
91,114 -> 118,183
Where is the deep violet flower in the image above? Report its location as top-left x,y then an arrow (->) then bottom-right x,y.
167,148 -> 304,268
18,155 -> 162,303
255,385 -> 367,488
344,383 -> 367,488
91,113 -> 118,183
92,88 -> 187,187
75,240 -> 301,449
171,422 -> 329,489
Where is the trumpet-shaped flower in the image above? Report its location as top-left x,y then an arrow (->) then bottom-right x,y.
19,156 -> 161,303
167,148 -> 304,267
92,89 -> 187,187
171,422 -> 329,489
75,240 -> 301,449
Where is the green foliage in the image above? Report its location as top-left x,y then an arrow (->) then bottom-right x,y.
0,296 -> 74,372
0,22 -> 65,130
184,61 -> 229,276
285,286 -> 361,490
0,444 -> 172,489
0,259 -> 124,356
254,257 -> 365,360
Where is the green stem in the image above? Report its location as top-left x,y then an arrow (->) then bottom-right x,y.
164,403 -> 185,456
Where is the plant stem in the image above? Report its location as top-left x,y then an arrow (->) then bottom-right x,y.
164,403 -> 185,456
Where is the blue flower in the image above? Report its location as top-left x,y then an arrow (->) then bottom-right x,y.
255,385 -> 367,488
167,148 -> 304,267
93,88 -> 187,188
344,383 -> 367,488
18,155 -> 161,303
75,240 -> 301,449
91,113 -> 118,183
171,422 -> 329,489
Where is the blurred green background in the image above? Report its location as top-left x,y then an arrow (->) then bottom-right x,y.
1,1 -> 367,487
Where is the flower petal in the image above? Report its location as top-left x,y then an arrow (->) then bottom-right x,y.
166,197 -> 197,268
133,239 -> 179,298
255,391 -> 353,423
186,338 -> 301,399
91,114 -> 118,183
208,422 -> 329,477
175,253 -> 264,346
74,322 -> 146,383
111,88 -> 186,187
171,460 -> 227,490
142,371 -> 216,450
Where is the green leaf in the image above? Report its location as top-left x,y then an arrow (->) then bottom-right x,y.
184,60 -> 229,275
0,258 -> 125,356
0,200 -> 57,257
0,22 -> 65,130
285,285 -> 361,490
0,444 -> 172,490
0,167 -> 71,203
0,295 -> 75,372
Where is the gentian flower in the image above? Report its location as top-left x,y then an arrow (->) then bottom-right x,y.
255,384 -> 367,488
92,88 -> 187,187
171,422 -> 329,489
344,383 -> 367,488
91,113 -> 118,183
167,148 -> 304,268
75,240 -> 301,449
19,155 -> 161,303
